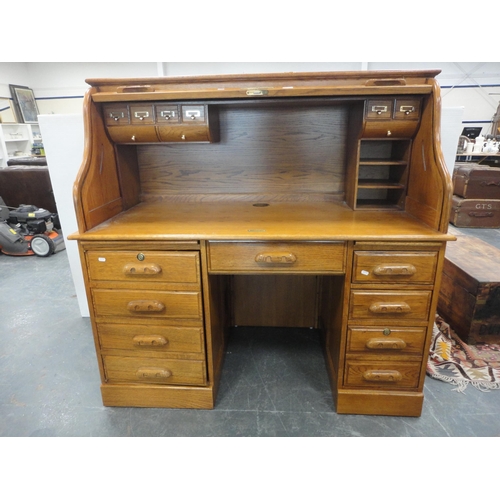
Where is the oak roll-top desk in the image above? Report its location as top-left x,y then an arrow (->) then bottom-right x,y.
70,70 -> 454,417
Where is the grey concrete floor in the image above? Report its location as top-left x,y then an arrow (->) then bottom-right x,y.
1,226 -> 499,437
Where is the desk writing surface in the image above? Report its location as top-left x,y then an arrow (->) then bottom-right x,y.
78,200 -> 452,241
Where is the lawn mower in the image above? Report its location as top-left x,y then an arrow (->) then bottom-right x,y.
0,196 -> 65,257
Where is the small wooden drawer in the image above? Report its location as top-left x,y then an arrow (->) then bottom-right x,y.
344,360 -> 421,389
106,125 -> 159,143
349,290 -> 431,321
362,120 -> 420,138
103,104 -> 129,126
97,324 -> 204,354
394,98 -> 421,120
181,105 -> 206,123
208,241 -> 346,273
352,251 -> 438,284
130,104 -> 155,124
156,124 -> 211,142
92,289 -> 203,321
155,105 -> 179,123
346,326 -> 426,355
86,250 -> 201,285
103,355 -> 206,386
365,99 -> 393,120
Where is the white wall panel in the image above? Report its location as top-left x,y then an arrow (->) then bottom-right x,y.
36,98 -> 85,116
38,113 -> 89,317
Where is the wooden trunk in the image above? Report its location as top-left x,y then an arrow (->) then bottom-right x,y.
449,195 -> 500,228
453,163 -> 500,199
438,235 -> 500,344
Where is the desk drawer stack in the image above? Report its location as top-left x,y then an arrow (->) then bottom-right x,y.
338,242 -> 441,416
81,242 -> 210,408
450,163 -> 500,228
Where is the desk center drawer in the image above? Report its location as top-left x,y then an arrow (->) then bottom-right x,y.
208,241 -> 346,273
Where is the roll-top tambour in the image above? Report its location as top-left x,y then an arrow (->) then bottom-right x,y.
353,251 -> 438,283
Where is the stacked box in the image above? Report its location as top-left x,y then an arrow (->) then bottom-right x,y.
450,163 -> 500,228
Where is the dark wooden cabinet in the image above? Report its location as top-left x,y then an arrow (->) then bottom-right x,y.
71,70 -> 453,417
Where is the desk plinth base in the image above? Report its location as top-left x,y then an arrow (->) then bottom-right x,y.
336,389 -> 424,417
100,383 -> 216,409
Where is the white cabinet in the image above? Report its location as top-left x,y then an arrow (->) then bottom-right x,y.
0,123 -> 40,168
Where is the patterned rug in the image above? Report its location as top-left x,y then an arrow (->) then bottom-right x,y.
427,316 -> 500,392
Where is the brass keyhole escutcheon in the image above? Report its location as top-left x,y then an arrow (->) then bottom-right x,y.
137,253 -> 145,261
383,328 -> 391,336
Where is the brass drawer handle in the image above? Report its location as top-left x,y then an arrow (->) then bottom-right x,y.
400,105 -> 415,115
373,264 -> 416,276
369,302 -> 411,314
366,338 -> 407,350
136,367 -> 172,379
255,252 -> 297,264
124,263 -> 162,275
133,335 -> 169,347
127,300 -> 165,312
363,370 -> 402,382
